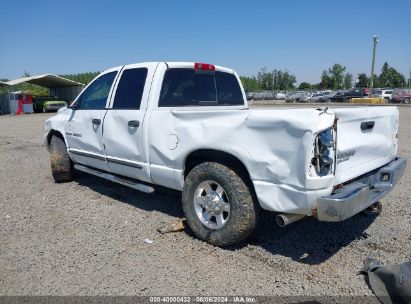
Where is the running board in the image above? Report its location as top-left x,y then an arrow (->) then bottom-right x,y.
74,164 -> 155,194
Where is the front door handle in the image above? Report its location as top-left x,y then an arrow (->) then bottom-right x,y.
92,118 -> 101,125
128,120 -> 140,128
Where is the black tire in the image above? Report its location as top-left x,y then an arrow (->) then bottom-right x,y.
182,162 -> 260,247
50,135 -> 74,183
404,98 -> 410,104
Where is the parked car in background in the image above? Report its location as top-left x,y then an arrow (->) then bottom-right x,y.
329,88 -> 367,102
263,91 -> 275,100
33,95 -> 67,113
329,91 -> 346,102
285,92 -> 296,103
391,89 -> 411,104
245,92 -> 254,100
374,89 -> 393,102
275,92 -> 286,100
310,92 -> 326,102
319,91 -> 336,102
310,91 -> 331,102
293,91 -> 309,102
252,92 -> 264,100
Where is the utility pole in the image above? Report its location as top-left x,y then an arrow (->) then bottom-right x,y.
369,35 -> 378,97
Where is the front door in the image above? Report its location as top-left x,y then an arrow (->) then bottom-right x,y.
102,63 -> 157,182
65,69 -> 119,171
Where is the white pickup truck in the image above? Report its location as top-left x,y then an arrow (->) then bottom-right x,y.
44,62 -> 406,246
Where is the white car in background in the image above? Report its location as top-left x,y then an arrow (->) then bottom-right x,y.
375,89 -> 393,102
275,92 -> 286,100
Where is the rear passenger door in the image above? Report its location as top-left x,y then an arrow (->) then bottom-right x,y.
102,63 -> 157,182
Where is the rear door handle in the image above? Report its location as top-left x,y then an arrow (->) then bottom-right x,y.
128,120 -> 140,128
92,118 -> 101,125
361,121 -> 375,131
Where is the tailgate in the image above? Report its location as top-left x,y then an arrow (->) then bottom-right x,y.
333,106 -> 399,185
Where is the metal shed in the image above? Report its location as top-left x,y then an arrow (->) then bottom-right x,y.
6,74 -> 84,102
0,74 -> 84,114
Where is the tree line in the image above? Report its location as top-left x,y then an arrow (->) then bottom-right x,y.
240,62 -> 409,92
240,68 -> 297,92
2,65 -> 409,96
355,63 -> 406,88
59,72 -> 100,86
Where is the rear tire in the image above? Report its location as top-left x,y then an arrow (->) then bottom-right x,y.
50,135 -> 74,183
182,162 -> 260,247
404,98 -> 410,104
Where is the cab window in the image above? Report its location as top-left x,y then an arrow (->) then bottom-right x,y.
76,71 -> 117,109
112,68 -> 148,109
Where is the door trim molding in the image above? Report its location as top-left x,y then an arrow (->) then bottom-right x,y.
68,149 -> 106,161
106,156 -> 143,169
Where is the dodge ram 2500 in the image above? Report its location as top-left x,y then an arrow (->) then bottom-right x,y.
44,62 -> 407,246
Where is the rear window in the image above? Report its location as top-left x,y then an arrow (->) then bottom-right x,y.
159,69 -> 244,107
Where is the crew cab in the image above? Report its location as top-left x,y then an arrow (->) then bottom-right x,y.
44,62 -> 406,246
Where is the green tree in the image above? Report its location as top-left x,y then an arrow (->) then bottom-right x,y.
255,68 -> 296,90
240,76 -> 260,92
356,73 -> 369,87
257,67 -> 272,90
328,64 -> 346,89
343,73 -> 353,89
60,72 -> 100,85
378,62 -> 406,88
321,70 -> 331,88
322,64 -> 353,89
298,82 -> 311,90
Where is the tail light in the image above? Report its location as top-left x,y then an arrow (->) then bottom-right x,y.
312,128 -> 334,175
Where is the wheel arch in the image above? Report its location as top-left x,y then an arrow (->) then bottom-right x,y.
46,129 -> 65,148
183,148 -> 254,188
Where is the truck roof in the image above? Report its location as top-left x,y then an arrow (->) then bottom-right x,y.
103,62 -> 235,74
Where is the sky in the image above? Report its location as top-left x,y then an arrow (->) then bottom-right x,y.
1,0 -> 410,84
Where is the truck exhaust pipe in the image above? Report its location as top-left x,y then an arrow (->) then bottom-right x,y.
276,213 -> 305,227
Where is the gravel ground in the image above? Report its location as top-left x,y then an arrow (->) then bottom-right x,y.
0,107 -> 410,297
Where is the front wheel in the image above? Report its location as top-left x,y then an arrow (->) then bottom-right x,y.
404,98 -> 410,104
182,162 -> 260,246
49,135 -> 74,182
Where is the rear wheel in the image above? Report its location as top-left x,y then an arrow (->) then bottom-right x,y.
182,162 -> 260,247
50,135 -> 74,183
404,98 -> 410,104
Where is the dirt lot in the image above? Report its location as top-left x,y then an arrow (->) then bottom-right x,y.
1,106 -> 410,297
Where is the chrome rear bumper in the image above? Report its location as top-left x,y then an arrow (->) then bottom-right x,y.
316,157 -> 406,222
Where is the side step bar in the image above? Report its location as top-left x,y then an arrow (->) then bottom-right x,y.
74,164 -> 155,194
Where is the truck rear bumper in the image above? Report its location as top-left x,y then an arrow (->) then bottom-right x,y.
316,157 -> 406,222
